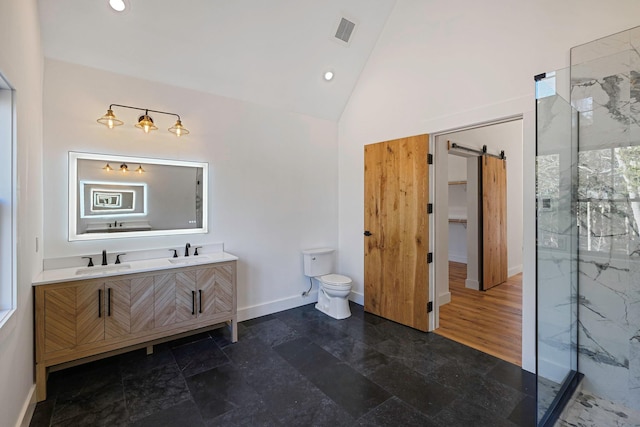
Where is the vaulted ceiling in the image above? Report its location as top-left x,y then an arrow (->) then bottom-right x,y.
38,0 -> 397,121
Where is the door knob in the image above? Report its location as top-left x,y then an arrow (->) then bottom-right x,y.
364,231 -> 372,236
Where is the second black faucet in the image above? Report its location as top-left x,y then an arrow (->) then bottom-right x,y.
185,243 -> 191,257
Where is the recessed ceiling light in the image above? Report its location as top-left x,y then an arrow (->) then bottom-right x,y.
109,0 -> 126,12
323,70 -> 335,82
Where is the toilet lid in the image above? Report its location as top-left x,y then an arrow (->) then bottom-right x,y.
320,274 -> 351,285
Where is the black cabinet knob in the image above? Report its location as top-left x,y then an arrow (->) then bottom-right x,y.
364,231 -> 372,236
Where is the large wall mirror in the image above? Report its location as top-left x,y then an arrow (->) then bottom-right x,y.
69,152 -> 208,241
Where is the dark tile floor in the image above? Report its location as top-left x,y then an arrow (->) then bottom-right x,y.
30,302 -> 536,427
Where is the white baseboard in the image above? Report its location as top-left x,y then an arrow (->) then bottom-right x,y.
17,384 -> 36,427
465,278 -> 480,290
448,254 -> 468,263
438,291 -> 451,306
349,291 -> 364,306
237,289 -> 366,322
237,290 -> 319,322
509,264 -> 523,277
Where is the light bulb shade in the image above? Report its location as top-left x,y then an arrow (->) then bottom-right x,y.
97,109 -> 124,129
120,163 -> 128,172
109,0 -> 126,12
135,114 -> 158,133
168,119 -> 190,136
103,163 -> 113,171
135,165 -> 145,174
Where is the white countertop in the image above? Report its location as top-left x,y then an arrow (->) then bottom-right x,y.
33,252 -> 238,286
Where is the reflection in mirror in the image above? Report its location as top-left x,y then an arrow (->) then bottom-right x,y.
69,152 -> 208,241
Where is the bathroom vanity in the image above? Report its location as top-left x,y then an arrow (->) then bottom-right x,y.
32,252 -> 237,402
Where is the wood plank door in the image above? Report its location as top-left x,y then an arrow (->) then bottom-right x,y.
481,155 -> 508,290
364,134 -> 429,332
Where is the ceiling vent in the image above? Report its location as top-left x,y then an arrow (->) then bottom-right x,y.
334,17 -> 356,45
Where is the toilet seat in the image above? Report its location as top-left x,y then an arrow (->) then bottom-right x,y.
320,274 -> 352,286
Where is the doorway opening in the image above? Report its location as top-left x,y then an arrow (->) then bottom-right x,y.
432,118 -> 524,366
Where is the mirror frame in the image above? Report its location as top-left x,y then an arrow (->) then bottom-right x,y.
69,151 -> 209,241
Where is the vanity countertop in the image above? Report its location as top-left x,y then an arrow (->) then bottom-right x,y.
32,251 -> 238,286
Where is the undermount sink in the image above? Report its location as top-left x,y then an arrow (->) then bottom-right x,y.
75,263 -> 132,276
167,256 -> 212,265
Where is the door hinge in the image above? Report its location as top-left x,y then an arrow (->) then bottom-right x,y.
427,153 -> 433,164
427,301 -> 433,313
427,203 -> 433,214
427,252 -> 433,263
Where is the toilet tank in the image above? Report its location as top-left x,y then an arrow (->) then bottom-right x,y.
302,248 -> 335,277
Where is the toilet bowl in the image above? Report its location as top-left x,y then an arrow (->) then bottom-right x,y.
302,248 -> 352,320
315,274 -> 352,320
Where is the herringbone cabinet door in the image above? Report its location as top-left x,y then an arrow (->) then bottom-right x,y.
105,279 -> 131,339
131,276 -> 155,333
43,288 -> 77,353
214,265 -> 234,314
77,282 -> 105,345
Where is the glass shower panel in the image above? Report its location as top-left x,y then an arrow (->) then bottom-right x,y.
570,38 -> 640,410
536,68 -> 579,426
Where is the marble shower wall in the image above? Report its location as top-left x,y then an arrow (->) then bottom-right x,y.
570,26 -> 640,410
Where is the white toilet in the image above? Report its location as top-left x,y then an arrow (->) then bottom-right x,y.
302,248 -> 352,320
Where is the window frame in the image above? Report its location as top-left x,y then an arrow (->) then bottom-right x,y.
0,73 -> 16,334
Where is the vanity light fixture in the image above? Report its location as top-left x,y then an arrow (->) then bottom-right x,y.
102,163 -> 113,172
168,119 -> 189,136
97,104 -> 190,136
119,163 -> 129,173
96,109 -> 124,129
135,112 -> 158,134
135,164 -> 145,174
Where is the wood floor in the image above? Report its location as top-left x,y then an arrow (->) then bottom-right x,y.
435,261 -> 522,366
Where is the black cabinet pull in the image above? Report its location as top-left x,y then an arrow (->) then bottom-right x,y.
108,288 -> 112,316
98,289 -> 102,318
199,289 -> 203,314
364,230 -> 372,236
191,291 -> 196,315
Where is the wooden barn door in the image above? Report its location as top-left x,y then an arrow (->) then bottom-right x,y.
481,155 -> 508,290
364,134 -> 430,331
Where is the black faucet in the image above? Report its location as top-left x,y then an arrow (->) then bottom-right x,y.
102,250 -> 108,266
185,243 -> 191,257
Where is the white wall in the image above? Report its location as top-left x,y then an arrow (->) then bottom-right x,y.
447,155 -> 467,183
337,0 -> 640,373
447,155 -> 468,264
0,0 -> 44,425
43,59 -> 339,319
